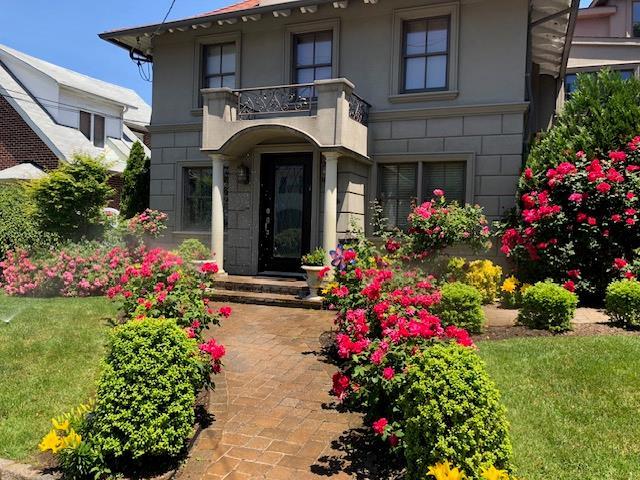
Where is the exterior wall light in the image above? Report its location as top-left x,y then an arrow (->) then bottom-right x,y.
236,164 -> 251,184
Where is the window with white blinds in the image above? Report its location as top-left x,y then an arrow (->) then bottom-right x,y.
378,163 -> 417,229
378,160 -> 467,229
422,161 -> 466,203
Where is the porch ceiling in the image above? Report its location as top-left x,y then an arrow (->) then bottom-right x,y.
530,0 -> 580,78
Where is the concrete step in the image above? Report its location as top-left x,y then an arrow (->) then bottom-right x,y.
212,275 -> 310,296
208,288 -> 323,310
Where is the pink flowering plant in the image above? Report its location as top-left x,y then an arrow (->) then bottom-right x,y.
405,193 -> 492,258
0,241 -> 140,297
499,138 -> 640,299
325,239 -> 475,451
127,209 -> 168,238
107,248 -> 229,381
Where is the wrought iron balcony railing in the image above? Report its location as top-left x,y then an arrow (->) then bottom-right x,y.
235,84 -> 314,120
348,93 -> 370,126
233,84 -> 371,126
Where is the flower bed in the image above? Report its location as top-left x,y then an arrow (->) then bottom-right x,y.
325,238 -> 512,479
35,248 -> 230,478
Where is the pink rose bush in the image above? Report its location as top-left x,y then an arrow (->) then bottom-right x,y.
0,242 -> 141,297
500,138 -> 640,299
127,208 -> 168,238
324,240 -> 474,450
381,192 -> 492,260
107,249 -> 228,380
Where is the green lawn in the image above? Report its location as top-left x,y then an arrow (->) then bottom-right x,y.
0,296 -> 115,462
479,336 -> 640,480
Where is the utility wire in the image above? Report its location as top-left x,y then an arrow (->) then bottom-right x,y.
133,0 -> 178,82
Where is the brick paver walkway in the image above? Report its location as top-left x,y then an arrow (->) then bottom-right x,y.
178,303 -> 363,480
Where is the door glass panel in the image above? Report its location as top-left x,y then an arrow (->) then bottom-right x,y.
314,31 -> 333,64
273,165 -> 304,259
220,43 -> 236,73
295,34 -> 315,66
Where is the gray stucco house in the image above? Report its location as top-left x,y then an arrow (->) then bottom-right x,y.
101,0 -> 578,275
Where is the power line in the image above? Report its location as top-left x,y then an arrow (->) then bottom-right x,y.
133,0 -> 178,82
0,89 -> 142,125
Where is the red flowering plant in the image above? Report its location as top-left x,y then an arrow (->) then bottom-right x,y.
107,249 -> 229,382
499,138 -> 640,300
325,238 -> 475,450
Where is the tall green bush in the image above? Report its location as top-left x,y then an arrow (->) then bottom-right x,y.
527,69 -> 640,175
121,141 -> 150,218
30,155 -> 112,241
400,343 -> 512,479
0,183 -> 56,258
88,318 -> 204,463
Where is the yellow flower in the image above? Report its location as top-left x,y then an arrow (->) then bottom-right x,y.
51,418 -> 70,432
501,276 -> 519,294
520,283 -> 532,293
38,430 -> 62,453
60,429 -> 82,450
480,465 -> 510,480
427,461 -> 466,480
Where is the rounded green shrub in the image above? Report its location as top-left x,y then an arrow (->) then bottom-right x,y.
606,279 -> 640,328
517,281 -> 577,332
433,282 -> 485,334
88,318 -> 204,463
400,343 -> 512,479
177,238 -> 210,261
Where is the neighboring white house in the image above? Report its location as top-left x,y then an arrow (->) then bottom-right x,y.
0,43 -> 151,187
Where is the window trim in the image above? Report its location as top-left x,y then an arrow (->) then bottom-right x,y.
401,16 -> 451,94
376,152 -> 475,208
390,3 -> 460,103
192,31 -> 242,111
284,19 -> 340,84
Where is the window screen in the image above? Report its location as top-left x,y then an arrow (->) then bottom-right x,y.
378,163 -> 417,229
422,161 -> 466,204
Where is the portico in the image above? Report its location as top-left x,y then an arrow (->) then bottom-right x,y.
201,78 -> 370,274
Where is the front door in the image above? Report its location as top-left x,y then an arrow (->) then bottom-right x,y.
259,153 -> 313,273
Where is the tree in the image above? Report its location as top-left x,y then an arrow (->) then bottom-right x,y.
120,141 -> 150,218
30,154 -> 112,241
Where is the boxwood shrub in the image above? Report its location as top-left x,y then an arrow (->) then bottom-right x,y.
400,343 -> 512,479
517,281 -> 578,332
87,318 -> 204,464
606,279 -> 640,328
433,282 -> 485,334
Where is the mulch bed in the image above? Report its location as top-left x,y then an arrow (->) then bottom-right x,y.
473,323 -> 640,342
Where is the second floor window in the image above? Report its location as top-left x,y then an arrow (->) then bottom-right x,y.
634,2 -> 640,37
203,43 -> 236,89
79,111 -> 105,148
402,17 -> 449,92
93,115 -> 105,148
293,31 -> 332,97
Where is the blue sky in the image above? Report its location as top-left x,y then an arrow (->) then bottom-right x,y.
2,0 -> 593,104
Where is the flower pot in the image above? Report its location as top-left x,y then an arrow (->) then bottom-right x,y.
302,265 -> 328,301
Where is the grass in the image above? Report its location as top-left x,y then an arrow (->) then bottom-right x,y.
0,296 -> 115,462
478,336 -> 640,480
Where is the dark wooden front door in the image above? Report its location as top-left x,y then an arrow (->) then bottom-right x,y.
259,153 -> 313,273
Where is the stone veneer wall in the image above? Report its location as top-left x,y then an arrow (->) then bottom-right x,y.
149,129 -> 254,275
368,110 -> 525,222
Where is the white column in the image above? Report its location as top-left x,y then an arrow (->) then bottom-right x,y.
323,151 -> 339,264
210,153 -> 227,274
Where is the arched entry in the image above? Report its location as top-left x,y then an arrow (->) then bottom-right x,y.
206,124 -> 339,276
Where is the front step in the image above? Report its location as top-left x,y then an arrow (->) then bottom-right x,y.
213,275 -> 309,296
208,288 -> 323,310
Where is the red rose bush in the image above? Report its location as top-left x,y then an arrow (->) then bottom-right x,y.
500,138 -> 640,299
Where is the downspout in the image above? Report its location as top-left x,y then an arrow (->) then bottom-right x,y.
524,1 -> 534,166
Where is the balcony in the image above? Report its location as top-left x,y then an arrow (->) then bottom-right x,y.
201,78 -> 370,159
